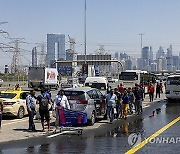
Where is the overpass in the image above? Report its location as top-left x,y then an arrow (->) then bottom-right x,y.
55,59 -> 124,72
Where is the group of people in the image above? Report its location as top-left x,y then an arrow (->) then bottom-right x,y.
106,83 -> 144,123
0,81 -> 164,131
106,81 -> 163,123
26,89 -> 70,132
148,82 -> 163,102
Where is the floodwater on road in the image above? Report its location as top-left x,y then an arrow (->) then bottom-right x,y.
1,101 -> 180,154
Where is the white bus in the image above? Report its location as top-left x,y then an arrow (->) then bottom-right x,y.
166,75 -> 180,102
119,70 -> 156,92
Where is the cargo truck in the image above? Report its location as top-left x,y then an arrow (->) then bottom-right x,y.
28,67 -> 59,90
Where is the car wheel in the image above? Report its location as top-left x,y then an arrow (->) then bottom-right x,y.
87,111 -> 95,126
17,106 -> 25,119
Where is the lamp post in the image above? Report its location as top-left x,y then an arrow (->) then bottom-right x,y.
84,0 -> 87,64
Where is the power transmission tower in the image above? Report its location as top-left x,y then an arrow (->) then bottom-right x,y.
11,38 -> 25,73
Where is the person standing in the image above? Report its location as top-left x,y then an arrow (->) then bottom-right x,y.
37,89 -> 51,131
118,84 -> 124,93
148,83 -> 155,102
54,90 -> 70,128
122,89 -> 130,120
134,85 -> 143,114
114,88 -> 122,119
26,90 -> 36,132
156,82 -> 161,98
106,89 -> 117,123
0,99 -> 3,132
128,88 -> 135,114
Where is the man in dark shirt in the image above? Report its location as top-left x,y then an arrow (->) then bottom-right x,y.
134,85 -> 143,114
156,82 -> 161,98
122,89 -> 129,120
37,89 -> 51,131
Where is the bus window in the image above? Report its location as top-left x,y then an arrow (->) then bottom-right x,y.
119,72 -> 138,80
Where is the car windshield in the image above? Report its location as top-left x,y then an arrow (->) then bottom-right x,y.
0,93 -> 17,99
167,77 -> 180,85
120,72 -> 138,80
85,83 -> 106,90
64,91 -> 86,100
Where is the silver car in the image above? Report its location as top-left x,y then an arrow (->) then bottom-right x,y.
64,87 -> 107,126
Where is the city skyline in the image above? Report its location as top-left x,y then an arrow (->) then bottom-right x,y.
1,0 -> 180,71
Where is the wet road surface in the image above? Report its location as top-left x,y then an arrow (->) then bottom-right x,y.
0,99 -> 180,154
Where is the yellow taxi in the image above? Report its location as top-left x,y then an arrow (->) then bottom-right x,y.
0,89 -> 29,118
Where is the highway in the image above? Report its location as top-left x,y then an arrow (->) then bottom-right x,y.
1,89 -> 179,154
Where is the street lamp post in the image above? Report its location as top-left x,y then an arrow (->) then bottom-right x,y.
84,0 -> 87,64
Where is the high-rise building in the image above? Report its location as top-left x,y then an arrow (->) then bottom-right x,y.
47,34 -> 65,66
149,46 -> 153,63
137,58 -> 143,70
156,46 -> 165,59
115,52 -> 119,60
173,56 -> 179,70
32,47 -> 37,67
161,57 -> 167,70
125,59 -> 132,70
166,45 -> 173,71
120,52 -> 128,60
141,46 -> 152,69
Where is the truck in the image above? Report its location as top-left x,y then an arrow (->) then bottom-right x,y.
28,67 -> 59,90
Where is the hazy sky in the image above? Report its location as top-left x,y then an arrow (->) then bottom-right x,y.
1,0 -> 180,71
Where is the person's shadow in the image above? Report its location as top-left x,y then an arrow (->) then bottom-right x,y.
13,128 -> 42,132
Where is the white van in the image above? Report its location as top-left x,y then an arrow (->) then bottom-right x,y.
84,77 -> 108,96
166,75 -> 180,102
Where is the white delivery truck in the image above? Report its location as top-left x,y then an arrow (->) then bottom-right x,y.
28,67 -> 59,90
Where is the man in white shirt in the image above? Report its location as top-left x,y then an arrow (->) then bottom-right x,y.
54,90 -> 70,128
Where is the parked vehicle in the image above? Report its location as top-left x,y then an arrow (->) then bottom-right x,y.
28,67 -> 59,90
107,76 -> 117,83
63,87 -> 107,126
84,77 -> 108,96
61,78 -> 83,89
0,89 -> 29,118
166,75 -> 180,102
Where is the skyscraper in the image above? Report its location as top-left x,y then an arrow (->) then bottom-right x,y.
141,46 -> 152,69
156,46 -> 165,59
47,34 -> 65,66
166,45 -> 173,71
